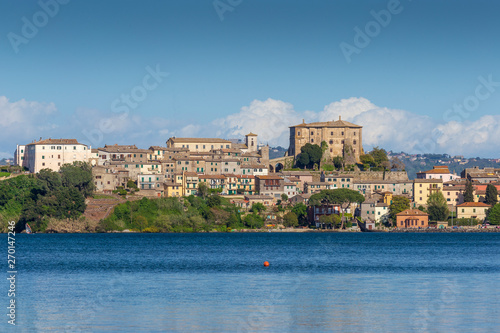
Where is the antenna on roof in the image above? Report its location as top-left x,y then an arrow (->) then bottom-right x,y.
339,115 -> 341,120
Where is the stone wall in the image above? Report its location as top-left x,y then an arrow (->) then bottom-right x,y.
322,171 -> 409,181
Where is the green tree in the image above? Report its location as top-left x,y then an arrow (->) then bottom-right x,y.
297,143 -> 322,169
426,191 -> 449,221
389,195 -> 410,222
360,154 -> 375,168
250,202 -> 266,214
296,153 -> 310,169
291,203 -> 308,225
281,193 -> 288,203
206,195 -> 222,208
485,184 -> 498,206
464,180 -> 474,202
127,179 -> 138,189
368,147 -> 389,167
332,156 -> 344,170
60,162 -> 95,197
283,212 -> 298,228
197,182 -> 209,199
244,213 -> 264,229
318,215 -> 333,228
487,203 -> 500,225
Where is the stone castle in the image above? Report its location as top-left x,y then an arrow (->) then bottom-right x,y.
288,116 -> 364,163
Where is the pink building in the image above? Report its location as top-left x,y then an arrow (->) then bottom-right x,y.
416,166 -> 460,181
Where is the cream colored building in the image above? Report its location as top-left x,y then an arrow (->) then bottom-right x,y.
166,138 -> 232,153
288,116 -> 363,162
456,202 -> 491,221
18,138 -> 90,173
14,144 -> 26,168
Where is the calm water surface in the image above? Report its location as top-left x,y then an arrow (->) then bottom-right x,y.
3,233 -> 500,332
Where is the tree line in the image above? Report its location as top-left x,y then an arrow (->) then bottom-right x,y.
0,162 -> 95,232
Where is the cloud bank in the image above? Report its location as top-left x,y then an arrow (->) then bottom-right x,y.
1,95 -> 499,158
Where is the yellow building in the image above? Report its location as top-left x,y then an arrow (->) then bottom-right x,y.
413,179 -> 443,206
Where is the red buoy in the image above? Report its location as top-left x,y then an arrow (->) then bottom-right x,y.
263,261 -> 269,267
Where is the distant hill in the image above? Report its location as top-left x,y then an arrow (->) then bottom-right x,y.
0,158 -> 13,166
389,152 -> 500,180
269,146 -> 288,159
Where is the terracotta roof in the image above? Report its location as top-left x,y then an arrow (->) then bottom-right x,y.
256,175 -> 283,180
456,202 -> 491,207
414,179 -> 443,183
246,132 -> 258,136
149,146 -> 167,150
241,164 -> 267,169
241,152 -> 261,157
245,195 -> 274,200
28,138 -> 82,145
167,137 -> 231,144
184,172 -> 199,177
306,181 -> 331,186
198,175 -> 226,179
418,166 -> 451,174
236,175 -> 255,179
232,143 -> 248,149
396,209 -> 428,216
290,118 -> 362,129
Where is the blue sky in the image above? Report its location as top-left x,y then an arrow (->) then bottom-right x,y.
1,0 -> 499,158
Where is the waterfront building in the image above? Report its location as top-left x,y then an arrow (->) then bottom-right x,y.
396,209 -> 429,229
456,202 -> 491,221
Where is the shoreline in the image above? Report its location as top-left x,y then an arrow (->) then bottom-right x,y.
6,227 -> 500,234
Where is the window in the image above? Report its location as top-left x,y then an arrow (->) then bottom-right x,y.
73,146 -> 76,150
42,163 -> 45,166
330,131 -> 333,135
311,139 -> 314,143
353,140 -> 357,145
42,155 -> 45,159
341,132 -> 344,135
297,131 -> 300,136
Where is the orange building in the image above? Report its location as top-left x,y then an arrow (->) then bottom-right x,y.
396,209 -> 429,229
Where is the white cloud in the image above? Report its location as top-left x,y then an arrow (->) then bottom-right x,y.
214,98 -> 302,146
0,96 -> 59,156
2,95 -> 499,158
319,97 -> 377,121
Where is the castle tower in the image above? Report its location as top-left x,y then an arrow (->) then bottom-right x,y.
245,132 -> 258,153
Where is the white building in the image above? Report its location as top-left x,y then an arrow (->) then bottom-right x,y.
16,138 -> 90,173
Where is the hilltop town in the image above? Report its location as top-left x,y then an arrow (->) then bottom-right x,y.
4,117 -> 500,232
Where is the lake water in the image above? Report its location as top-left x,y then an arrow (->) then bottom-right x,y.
3,233 -> 500,332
